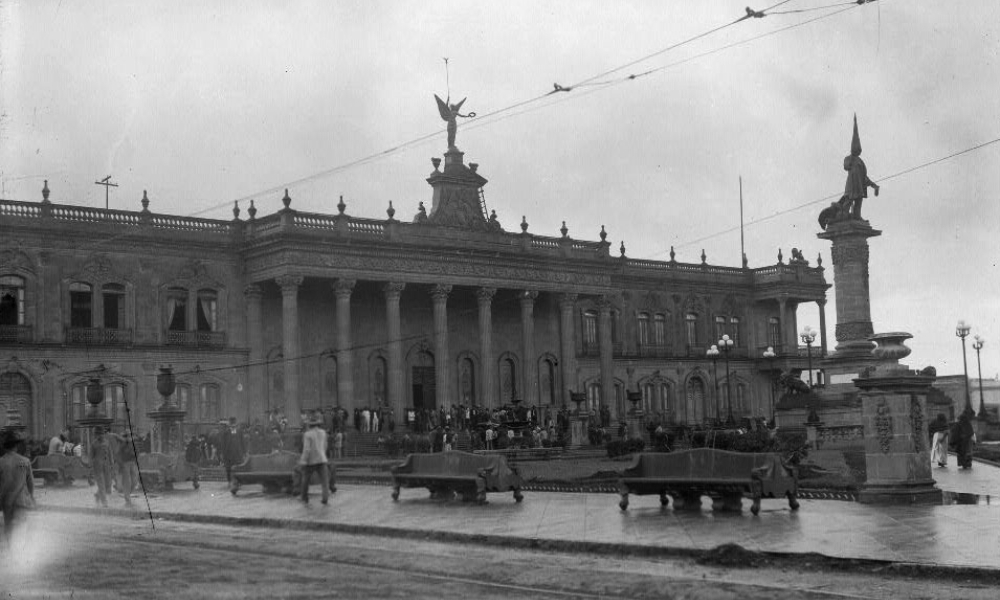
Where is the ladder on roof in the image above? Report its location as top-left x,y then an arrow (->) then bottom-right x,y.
478,187 -> 489,219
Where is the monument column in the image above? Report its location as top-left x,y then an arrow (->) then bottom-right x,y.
276,274 -> 304,428
243,284 -> 265,420
383,282 -> 406,419
598,296 -> 615,412
431,284 -> 453,408
334,279 -> 356,411
558,293 -> 578,404
519,290 -> 539,407
818,299 -> 829,357
819,223 -> 882,356
477,287 -> 497,408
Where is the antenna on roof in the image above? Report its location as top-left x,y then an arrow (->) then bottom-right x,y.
95,175 -> 118,210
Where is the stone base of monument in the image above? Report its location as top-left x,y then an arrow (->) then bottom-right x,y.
568,415 -> 589,449
855,333 -> 943,505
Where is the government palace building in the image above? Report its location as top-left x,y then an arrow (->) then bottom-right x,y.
0,139 -> 829,438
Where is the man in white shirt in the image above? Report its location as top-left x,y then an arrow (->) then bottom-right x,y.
299,416 -> 330,505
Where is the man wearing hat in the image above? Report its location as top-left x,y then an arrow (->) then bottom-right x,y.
0,430 -> 35,548
219,417 -> 246,484
298,415 -> 330,504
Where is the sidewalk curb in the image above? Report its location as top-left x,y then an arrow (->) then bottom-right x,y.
37,504 -> 1000,583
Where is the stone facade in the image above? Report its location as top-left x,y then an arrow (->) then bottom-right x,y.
1,150 -> 828,437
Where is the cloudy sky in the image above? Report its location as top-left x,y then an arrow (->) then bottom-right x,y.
2,1 -> 998,381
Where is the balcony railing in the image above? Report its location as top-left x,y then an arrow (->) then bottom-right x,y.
66,327 -> 133,346
0,324 -> 33,344
165,330 -> 227,348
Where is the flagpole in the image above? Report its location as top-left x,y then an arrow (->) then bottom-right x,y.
739,176 -> 746,268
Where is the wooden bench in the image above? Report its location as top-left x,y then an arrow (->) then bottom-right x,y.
137,452 -> 200,491
230,451 -> 336,496
32,454 -> 93,487
617,448 -> 799,515
391,450 -> 524,504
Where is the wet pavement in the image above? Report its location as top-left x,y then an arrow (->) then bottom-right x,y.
32,457 -> 1000,572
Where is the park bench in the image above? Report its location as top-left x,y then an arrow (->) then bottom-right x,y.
230,451 -> 336,496
617,448 -> 799,515
32,454 -> 92,487
137,452 -> 199,491
391,450 -> 524,504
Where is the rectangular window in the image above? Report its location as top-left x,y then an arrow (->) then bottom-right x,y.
583,312 -> 598,346
103,291 -> 124,329
637,314 -> 650,346
0,276 -> 25,326
714,316 -> 726,344
167,291 -> 187,331
201,385 -> 220,423
70,287 -> 92,328
730,317 -> 741,347
197,294 -> 217,332
768,317 -> 781,348
685,313 -> 698,346
653,315 -> 666,346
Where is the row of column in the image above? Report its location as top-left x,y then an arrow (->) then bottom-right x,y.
776,295 -> 828,356
244,277 -> 584,428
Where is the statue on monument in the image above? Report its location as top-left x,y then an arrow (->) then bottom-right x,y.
819,115 -> 880,230
434,94 -> 475,150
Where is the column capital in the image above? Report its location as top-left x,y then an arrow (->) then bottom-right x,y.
519,289 -> 539,304
333,278 -> 356,298
597,294 -> 613,313
476,287 -> 497,304
558,293 -> 578,310
817,298 -> 827,307
382,281 -> 406,299
243,283 -> 263,301
275,274 -> 304,293
431,284 -> 453,302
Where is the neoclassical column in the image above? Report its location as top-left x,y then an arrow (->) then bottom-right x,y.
431,284 -> 453,409
477,287 -> 497,408
777,295 -> 789,353
186,288 -> 197,333
818,299 -> 828,357
598,296 -> 615,412
383,282 -> 406,418
276,274 -> 304,428
519,290 -> 539,407
558,293 -> 578,404
334,279 -> 356,412
243,284 -> 264,421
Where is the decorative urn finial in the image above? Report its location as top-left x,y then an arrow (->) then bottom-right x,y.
560,221 -> 568,238
620,241 -> 626,257
817,253 -> 823,267
431,157 -> 441,171
387,200 -> 396,220
669,246 -> 675,262
520,216 -> 528,233
141,190 -> 150,212
248,199 -> 257,219
469,162 -> 479,173
701,249 -> 707,264
600,225 -> 607,242
282,189 -> 291,209
233,201 -> 240,219
42,180 -> 51,203
778,248 -> 784,264
337,195 -> 346,215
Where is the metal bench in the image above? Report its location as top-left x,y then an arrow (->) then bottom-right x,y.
137,452 -> 199,491
617,448 -> 799,515
391,450 -> 523,504
230,451 -> 336,496
31,454 -> 93,487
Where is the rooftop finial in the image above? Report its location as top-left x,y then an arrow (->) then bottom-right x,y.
778,248 -> 784,264
387,200 -> 396,220
141,190 -> 150,212
599,225 -> 607,242
620,241 -> 626,257
282,189 -> 291,209
520,216 -> 528,233
701,249 -> 707,264
431,157 -> 441,171
560,221 -> 568,238
233,200 -> 240,219
248,199 -> 257,219
42,180 -> 50,203
337,195 -> 346,215
669,246 -> 675,262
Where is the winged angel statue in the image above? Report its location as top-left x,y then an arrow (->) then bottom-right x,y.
434,94 -> 475,150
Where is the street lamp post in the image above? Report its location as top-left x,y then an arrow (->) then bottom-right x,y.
707,345 -> 720,424
973,335 -> 986,418
956,320 -> 973,416
763,346 -> 777,424
800,326 -> 817,388
719,334 -> 735,425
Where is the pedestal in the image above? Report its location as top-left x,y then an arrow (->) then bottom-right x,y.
855,338 -> 941,504
149,407 -> 186,454
626,411 -> 646,440
568,415 -> 588,449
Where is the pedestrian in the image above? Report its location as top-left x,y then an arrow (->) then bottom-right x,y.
333,428 -> 344,460
0,430 -> 35,550
47,430 -> 68,455
953,411 -> 976,469
299,415 -> 330,505
88,427 -> 115,507
443,427 -> 453,452
109,430 -> 139,507
929,413 -> 950,468
219,418 -> 246,483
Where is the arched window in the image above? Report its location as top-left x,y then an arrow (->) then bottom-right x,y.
642,381 -> 672,415
196,289 -> 218,332
69,282 -> 93,328
200,384 -> 220,422
637,313 -> 650,348
653,314 -> 666,347
167,287 -> 188,331
0,275 -> 25,326
459,357 -> 476,406
685,313 -> 698,346
102,283 -> 126,329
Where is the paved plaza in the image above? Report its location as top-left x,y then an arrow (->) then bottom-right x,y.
30,457 -> 1000,572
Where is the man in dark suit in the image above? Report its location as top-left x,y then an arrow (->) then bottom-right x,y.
219,418 -> 246,483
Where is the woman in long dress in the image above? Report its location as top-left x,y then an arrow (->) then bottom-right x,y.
953,412 -> 976,469
929,413 -> 950,467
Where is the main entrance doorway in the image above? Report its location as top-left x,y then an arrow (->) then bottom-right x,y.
411,366 -> 436,411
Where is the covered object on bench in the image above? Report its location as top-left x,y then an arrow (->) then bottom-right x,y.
391,451 -> 524,504
230,451 -> 336,496
617,448 -> 799,515
137,452 -> 199,490
32,454 -> 92,486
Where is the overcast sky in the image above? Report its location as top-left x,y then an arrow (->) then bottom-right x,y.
2,1 -> 998,382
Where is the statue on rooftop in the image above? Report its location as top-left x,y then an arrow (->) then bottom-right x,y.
435,94 -> 475,150
819,115 -> 880,230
